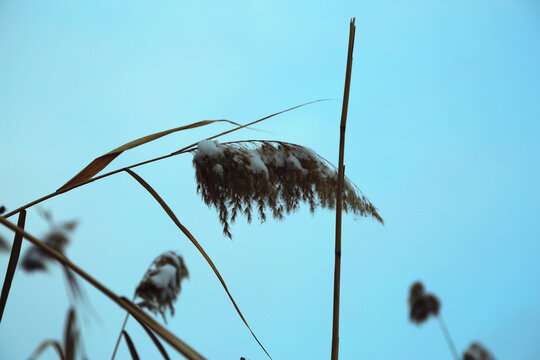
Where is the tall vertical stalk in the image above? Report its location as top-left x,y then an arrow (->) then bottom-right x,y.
331,18 -> 356,360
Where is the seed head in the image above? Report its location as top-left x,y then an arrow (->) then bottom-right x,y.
21,220 -> 78,272
463,342 -> 495,360
135,251 -> 189,322
193,140 -> 383,238
408,281 -> 441,324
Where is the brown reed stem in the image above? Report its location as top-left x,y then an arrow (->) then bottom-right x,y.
0,216 -> 206,360
437,315 -> 460,360
0,210 -> 26,323
3,100 -> 328,220
331,18 -> 355,360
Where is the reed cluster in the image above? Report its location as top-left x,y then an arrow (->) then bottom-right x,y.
407,282 -> 495,360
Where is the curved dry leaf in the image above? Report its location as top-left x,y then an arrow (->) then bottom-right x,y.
28,340 -> 66,360
122,331 -> 141,360
0,210 -> 26,323
125,169 -> 272,359
58,119 -> 241,191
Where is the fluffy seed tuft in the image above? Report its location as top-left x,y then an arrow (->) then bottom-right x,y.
135,251 -> 189,322
408,281 -> 440,324
193,140 -> 383,238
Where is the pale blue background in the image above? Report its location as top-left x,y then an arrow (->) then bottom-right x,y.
1,1 -> 539,359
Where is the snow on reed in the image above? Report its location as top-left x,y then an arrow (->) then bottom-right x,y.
463,343 -> 495,360
135,251 -> 189,322
408,281 -> 441,324
193,140 -> 383,238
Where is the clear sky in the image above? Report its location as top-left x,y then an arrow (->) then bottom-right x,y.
0,0 -> 539,359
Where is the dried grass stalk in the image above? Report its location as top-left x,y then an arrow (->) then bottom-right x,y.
193,140 -> 383,238
408,281 -> 440,324
463,343 -> 495,360
135,251 -> 189,322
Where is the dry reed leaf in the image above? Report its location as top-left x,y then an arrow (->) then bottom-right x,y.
0,210 -> 26,323
27,307 -> 84,360
126,169 -> 271,359
408,281 -> 440,324
122,331 -> 141,360
463,343 -> 495,360
136,320 -> 171,360
0,216 -> 206,360
135,251 -> 189,323
58,120 -> 242,191
28,340 -> 66,360
193,140 -> 383,238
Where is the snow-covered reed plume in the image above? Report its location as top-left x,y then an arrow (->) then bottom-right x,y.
408,281 -> 440,324
463,343 -> 495,360
193,140 -> 383,238
135,251 -> 189,322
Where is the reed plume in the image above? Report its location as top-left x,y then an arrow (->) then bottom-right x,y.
193,140 -> 383,238
135,251 -> 189,322
408,281 -> 440,324
21,219 -> 78,272
463,342 -> 495,360
408,281 -> 460,360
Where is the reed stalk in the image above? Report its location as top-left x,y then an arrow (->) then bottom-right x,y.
0,210 -> 26,323
110,306 -> 131,360
331,18 -> 356,360
437,315 -> 460,360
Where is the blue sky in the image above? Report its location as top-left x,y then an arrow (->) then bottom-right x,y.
0,0 -> 539,359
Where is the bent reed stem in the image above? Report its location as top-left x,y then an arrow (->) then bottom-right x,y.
125,169 -> 272,360
4,100 -> 328,220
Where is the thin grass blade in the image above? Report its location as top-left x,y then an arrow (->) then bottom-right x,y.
171,99 -> 330,156
58,119 -> 242,191
0,210 -> 26,323
122,331 -> 141,360
125,169 -> 272,359
28,340 -> 66,360
0,217 -> 206,360
136,319 -> 171,360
